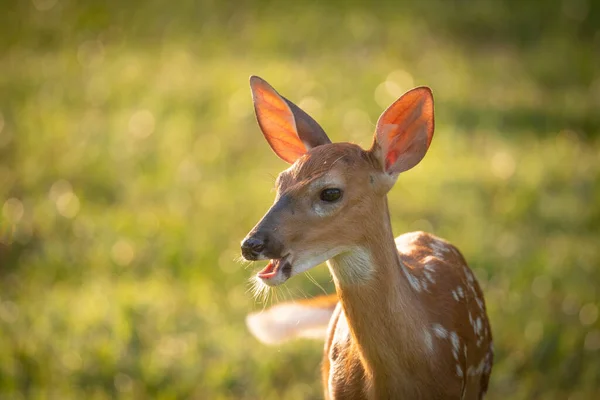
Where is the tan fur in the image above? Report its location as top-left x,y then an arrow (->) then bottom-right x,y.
322,231 -> 492,399
243,79 -> 492,399
252,145 -> 493,399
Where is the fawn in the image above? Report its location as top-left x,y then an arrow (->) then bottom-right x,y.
241,76 -> 493,399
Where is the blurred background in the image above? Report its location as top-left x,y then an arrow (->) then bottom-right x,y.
1,0 -> 599,398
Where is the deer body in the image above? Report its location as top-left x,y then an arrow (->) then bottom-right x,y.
324,232 -> 492,399
241,76 -> 493,399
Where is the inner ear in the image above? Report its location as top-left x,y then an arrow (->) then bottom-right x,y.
370,87 -> 434,175
249,76 -> 331,164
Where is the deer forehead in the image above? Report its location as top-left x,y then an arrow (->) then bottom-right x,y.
276,169 -> 345,196
276,143 -> 375,193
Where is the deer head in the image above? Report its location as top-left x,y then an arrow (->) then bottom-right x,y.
241,76 -> 434,286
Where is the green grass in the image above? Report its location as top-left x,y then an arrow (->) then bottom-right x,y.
1,0 -> 599,398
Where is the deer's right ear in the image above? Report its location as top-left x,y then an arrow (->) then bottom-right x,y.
250,76 -> 331,164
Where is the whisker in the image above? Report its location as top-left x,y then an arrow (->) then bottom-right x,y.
234,255 -> 249,264
248,275 -> 271,306
264,172 -> 277,182
294,286 -> 310,300
306,271 -> 329,296
262,283 -> 272,308
284,285 -> 295,302
244,262 -> 257,271
235,255 -> 259,271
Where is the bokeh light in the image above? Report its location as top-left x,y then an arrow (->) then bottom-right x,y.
0,0 -> 599,399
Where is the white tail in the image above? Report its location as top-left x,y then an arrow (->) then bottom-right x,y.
246,294 -> 338,344
241,76 -> 493,399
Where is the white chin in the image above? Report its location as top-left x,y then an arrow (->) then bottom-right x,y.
259,273 -> 289,287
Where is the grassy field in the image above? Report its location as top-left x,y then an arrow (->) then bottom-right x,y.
1,0 -> 599,398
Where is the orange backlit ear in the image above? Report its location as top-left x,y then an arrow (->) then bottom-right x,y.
250,76 -> 331,164
370,87 -> 434,175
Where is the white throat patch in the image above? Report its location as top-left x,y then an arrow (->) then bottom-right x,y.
327,247 -> 373,286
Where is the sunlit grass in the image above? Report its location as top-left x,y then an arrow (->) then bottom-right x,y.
0,1 -> 599,398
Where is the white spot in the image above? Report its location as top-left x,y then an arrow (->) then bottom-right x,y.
452,290 -> 459,301
430,240 -> 449,258
457,286 -> 464,298
468,359 -> 486,376
456,364 -> 463,377
401,264 -> 422,292
468,283 -> 477,296
395,232 -> 421,253
475,296 -> 484,310
432,324 -> 448,339
422,255 -> 437,265
424,270 -> 435,284
423,330 -> 434,352
450,332 -> 460,358
475,318 -> 482,334
464,267 -> 475,283
484,358 -> 492,374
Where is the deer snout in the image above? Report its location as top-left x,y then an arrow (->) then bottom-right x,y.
241,232 -> 284,261
241,236 -> 265,260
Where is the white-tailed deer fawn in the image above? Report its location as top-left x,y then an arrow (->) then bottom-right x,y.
241,76 -> 493,399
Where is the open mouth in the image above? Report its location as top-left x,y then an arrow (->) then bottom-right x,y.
257,255 -> 290,280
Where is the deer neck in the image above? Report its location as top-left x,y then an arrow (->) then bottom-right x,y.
326,197 -> 428,390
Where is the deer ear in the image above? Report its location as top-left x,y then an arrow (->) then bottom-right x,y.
250,76 -> 331,164
370,87 -> 434,175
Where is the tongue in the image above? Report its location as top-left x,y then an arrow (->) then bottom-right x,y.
258,260 -> 279,279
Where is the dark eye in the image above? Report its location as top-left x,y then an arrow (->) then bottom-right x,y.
320,188 -> 342,202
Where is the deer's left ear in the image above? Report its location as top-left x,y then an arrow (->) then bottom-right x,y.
250,76 -> 331,164
370,87 -> 434,175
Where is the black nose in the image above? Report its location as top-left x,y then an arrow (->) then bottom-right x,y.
241,236 -> 266,260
